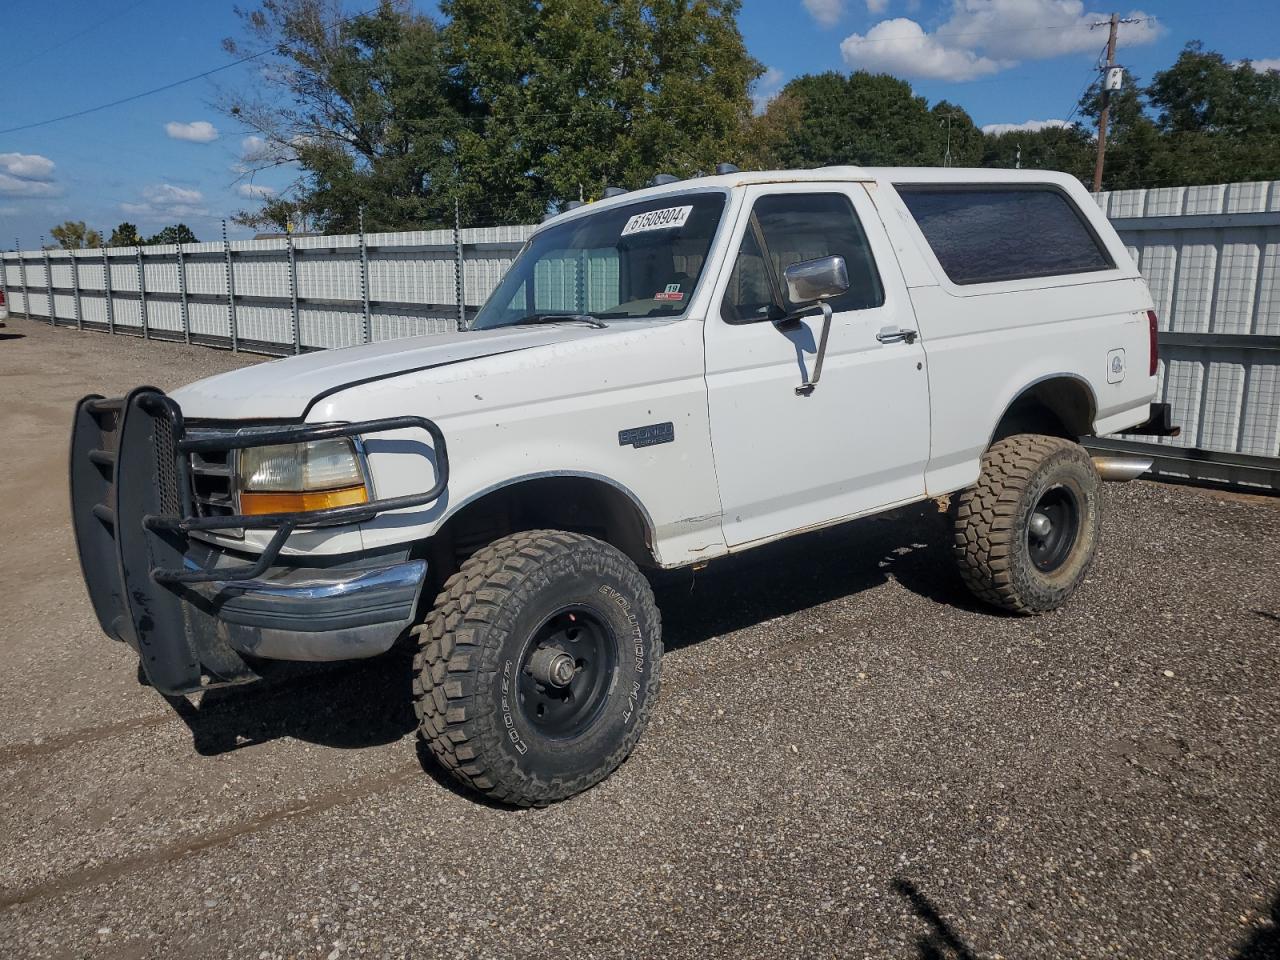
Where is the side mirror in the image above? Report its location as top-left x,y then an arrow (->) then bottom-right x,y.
782,255 -> 849,307
777,256 -> 849,397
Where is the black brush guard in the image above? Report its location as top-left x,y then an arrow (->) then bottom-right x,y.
69,386 -> 448,695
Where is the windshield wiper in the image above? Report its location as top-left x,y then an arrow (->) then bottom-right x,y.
511,313 -> 608,329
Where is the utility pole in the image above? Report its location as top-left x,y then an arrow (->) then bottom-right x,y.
1091,13 -> 1142,192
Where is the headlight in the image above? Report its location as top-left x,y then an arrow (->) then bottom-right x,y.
238,438 -> 370,515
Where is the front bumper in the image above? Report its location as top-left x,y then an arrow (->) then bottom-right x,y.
190,549 -> 428,662
69,386 -> 447,695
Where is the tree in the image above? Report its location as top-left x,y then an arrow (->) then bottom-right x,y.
747,71 -> 980,170
146,224 -> 199,245
980,125 -> 1093,180
443,0 -> 761,220
223,0 -> 473,233
49,221 -> 102,249
222,0 -> 761,230
108,223 -> 142,247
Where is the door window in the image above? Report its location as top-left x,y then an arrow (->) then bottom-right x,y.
722,192 -> 884,324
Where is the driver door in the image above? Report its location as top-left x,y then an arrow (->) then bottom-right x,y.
703,183 -> 931,548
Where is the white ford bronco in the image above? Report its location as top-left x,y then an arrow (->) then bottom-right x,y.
71,166 -> 1176,806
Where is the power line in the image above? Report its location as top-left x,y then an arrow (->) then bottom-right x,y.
0,6 -> 381,138
7,0 -> 153,71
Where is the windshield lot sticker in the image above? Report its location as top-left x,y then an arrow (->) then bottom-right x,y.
654,283 -> 684,301
621,205 -> 693,236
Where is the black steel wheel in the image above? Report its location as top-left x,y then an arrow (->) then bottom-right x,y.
953,433 -> 1101,615
1026,485 -> 1082,573
517,607 -> 618,739
413,530 -> 662,807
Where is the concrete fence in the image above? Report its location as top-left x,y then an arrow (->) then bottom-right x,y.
3,180 -> 1278,490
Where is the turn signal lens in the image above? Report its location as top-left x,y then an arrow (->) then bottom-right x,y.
239,485 -> 369,516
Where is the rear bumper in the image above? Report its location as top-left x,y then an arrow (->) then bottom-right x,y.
69,386 -> 446,695
1119,401 -> 1181,438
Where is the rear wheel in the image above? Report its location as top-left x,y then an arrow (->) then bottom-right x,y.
952,434 -> 1101,615
412,529 -> 661,807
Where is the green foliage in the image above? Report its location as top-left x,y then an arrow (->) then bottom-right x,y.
224,0 -> 468,233
1076,43 -> 1280,190
222,6 -> 1280,225
225,0 -> 760,229
49,221 -> 102,250
747,72 -> 981,169
980,127 -> 1093,181
108,223 -> 142,247
443,0 -> 760,221
146,224 -> 199,245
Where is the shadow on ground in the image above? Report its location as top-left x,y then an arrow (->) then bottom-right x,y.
1234,887 -> 1280,959
894,878 -> 981,960
161,502 -> 968,756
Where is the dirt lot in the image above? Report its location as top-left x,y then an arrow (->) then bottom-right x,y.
1,315 -> 1278,959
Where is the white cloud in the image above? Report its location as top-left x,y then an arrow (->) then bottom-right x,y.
240,135 -> 267,157
0,172 -> 61,198
0,152 -> 55,180
840,3 -> 1162,83
1238,57 -> 1280,72
237,183 -> 276,199
841,18 -> 1005,81
803,0 -> 845,27
121,183 -> 208,220
752,67 -> 787,114
936,2 -> 1163,60
981,118 -> 1073,134
164,120 -> 220,143
866,0 -> 890,12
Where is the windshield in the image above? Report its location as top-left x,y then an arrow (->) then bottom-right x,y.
472,192 -> 727,330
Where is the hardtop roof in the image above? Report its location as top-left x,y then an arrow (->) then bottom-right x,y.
534,166 -> 1084,233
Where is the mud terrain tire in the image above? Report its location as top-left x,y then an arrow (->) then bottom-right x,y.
413,530 -> 662,807
952,434 -> 1101,615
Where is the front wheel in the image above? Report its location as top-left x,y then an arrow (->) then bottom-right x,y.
952,434 -> 1101,615
412,530 -> 662,807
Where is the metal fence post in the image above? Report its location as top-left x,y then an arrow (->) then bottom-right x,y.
102,247 -> 115,335
136,245 -> 149,339
454,199 -> 467,331
222,220 -> 238,352
0,250 -> 9,319
41,240 -> 53,324
357,207 -> 371,343
287,233 -> 301,354
16,240 -> 27,319
71,250 -> 82,330
177,242 -> 190,344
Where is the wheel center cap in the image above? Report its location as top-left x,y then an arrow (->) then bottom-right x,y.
1029,512 -> 1053,538
529,646 -> 577,688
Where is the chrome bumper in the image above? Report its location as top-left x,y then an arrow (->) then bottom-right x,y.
194,558 -> 428,662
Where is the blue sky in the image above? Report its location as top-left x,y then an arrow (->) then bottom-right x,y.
1,0 -> 1277,246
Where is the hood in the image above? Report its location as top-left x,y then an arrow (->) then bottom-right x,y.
171,324 -> 618,420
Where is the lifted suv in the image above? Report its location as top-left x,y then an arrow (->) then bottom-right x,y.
70,167 -> 1175,806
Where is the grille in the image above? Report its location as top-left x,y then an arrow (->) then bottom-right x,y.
186,434 -> 241,537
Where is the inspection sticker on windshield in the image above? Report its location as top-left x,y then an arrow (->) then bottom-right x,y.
621,205 -> 693,236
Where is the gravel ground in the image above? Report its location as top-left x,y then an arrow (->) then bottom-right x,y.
1,316 -> 1278,960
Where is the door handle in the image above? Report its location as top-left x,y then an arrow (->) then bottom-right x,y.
876,326 -> 918,345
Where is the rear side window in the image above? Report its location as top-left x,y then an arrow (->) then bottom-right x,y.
896,185 -> 1114,285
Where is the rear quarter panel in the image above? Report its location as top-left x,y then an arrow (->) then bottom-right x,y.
875,174 -> 1157,495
